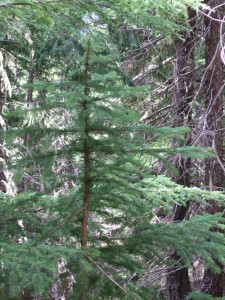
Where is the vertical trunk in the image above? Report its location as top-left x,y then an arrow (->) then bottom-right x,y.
203,0 -> 223,193
24,51 -> 34,147
80,39 -> 91,300
23,51 -> 34,191
201,0 -> 224,296
166,9 -> 196,300
81,39 -> 91,247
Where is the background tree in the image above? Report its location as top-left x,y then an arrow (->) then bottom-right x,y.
166,8 -> 196,300
200,0 -> 225,296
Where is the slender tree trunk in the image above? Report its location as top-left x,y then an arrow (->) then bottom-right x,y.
24,50 -> 34,147
23,50 -> 34,191
80,39 -> 91,300
81,39 -> 91,247
166,9 -> 196,300
201,0 -> 225,295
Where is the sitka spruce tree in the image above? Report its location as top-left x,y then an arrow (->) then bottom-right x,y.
0,24 -> 225,299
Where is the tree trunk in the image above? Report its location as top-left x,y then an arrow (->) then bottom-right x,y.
201,0 -> 225,296
166,9 -> 196,300
80,39 -> 91,300
81,39 -> 91,248
23,50 -> 34,191
24,50 -> 34,147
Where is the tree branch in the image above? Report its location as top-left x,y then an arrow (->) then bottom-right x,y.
85,254 -> 130,298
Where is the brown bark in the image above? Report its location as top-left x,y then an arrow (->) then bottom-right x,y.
22,52 -> 34,191
201,262 -> 224,297
203,0 -> 223,192
81,39 -> 91,247
201,0 -> 225,296
166,9 -> 196,300
80,39 -> 91,300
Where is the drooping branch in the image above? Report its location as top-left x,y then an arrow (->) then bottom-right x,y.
0,0 -> 65,7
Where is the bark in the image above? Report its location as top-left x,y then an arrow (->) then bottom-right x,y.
23,51 -> 34,191
80,39 -> 91,300
166,9 -> 196,300
24,51 -> 34,147
201,261 -> 224,297
81,39 -> 91,247
201,0 -> 225,296
203,0 -> 223,192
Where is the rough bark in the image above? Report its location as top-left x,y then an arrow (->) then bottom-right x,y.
201,262 -> 224,297
201,0 -> 225,296
203,0 -> 223,192
166,9 -> 196,300
80,39 -> 91,300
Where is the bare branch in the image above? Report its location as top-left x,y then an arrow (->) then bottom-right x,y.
85,254 -> 130,298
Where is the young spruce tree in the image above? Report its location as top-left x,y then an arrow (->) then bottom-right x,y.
1,22 -> 225,300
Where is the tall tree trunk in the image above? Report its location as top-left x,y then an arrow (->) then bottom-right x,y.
80,39 -> 91,300
24,50 -> 34,147
201,0 -> 225,296
81,38 -> 91,248
166,9 -> 196,300
23,50 -> 34,191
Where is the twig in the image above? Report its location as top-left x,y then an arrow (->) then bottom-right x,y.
140,105 -> 172,122
85,254 -> 131,299
38,207 -> 84,242
88,236 -> 127,241
0,0 -> 65,7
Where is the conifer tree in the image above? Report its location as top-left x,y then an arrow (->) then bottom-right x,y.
200,0 -> 225,295
166,8 -> 196,300
0,1 -> 225,299
1,26 -> 225,299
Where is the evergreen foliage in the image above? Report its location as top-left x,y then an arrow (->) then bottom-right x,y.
1,34 -> 224,300
188,291 -> 225,300
0,0 -> 224,299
